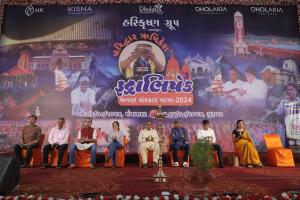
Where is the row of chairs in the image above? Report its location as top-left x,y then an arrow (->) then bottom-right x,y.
21,134 -> 196,168
21,133 -> 295,168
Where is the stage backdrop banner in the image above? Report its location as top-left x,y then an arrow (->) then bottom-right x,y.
0,4 -> 299,153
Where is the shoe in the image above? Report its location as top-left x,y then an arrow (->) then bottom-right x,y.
152,162 -> 158,168
90,164 -> 96,169
247,165 -> 253,168
219,163 -> 225,168
40,164 -> 48,169
173,162 -> 179,167
23,164 -> 29,168
142,164 -> 147,168
56,165 -> 62,169
182,162 -> 189,168
68,164 -> 75,169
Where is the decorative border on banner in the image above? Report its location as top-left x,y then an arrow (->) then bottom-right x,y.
0,0 -> 299,35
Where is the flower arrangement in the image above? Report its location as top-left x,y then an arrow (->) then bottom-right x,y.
0,191 -> 299,200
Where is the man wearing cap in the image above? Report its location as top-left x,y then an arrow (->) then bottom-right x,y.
238,67 -> 268,108
170,120 -> 190,167
71,76 -> 96,116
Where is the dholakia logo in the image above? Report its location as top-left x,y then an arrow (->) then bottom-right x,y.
250,6 -> 284,15
195,6 -> 227,14
139,3 -> 163,14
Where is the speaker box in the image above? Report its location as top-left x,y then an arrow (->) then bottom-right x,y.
0,156 -> 20,195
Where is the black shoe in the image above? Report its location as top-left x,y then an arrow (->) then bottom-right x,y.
40,164 -> 48,169
219,162 -> 224,168
152,162 -> 158,168
56,164 -> 62,169
22,162 -> 29,168
142,164 -> 147,168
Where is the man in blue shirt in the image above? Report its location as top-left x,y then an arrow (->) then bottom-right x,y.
170,120 -> 189,167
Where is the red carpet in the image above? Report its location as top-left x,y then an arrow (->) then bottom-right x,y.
12,165 -> 300,198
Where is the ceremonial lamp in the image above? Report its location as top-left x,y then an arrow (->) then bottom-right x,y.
154,105 -> 167,182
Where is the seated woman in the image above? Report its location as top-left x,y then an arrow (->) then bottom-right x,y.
106,121 -> 123,167
232,120 -> 263,168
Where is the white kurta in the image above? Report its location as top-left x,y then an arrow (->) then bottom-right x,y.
223,79 -> 245,103
240,79 -> 268,108
71,87 -> 96,116
138,128 -> 159,164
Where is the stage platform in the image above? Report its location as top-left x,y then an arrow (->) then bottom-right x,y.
12,165 -> 300,198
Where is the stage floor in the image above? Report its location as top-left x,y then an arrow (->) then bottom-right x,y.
12,165 -> 300,198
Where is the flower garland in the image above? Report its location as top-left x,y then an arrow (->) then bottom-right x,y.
0,192 -> 300,200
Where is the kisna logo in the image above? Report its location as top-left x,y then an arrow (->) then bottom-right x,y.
25,5 -> 43,16
67,6 -> 92,15
250,6 -> 284,15
194,6 -> 227,14
139,3 -> 163,14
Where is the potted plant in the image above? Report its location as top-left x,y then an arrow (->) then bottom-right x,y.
178,140 -> 214,192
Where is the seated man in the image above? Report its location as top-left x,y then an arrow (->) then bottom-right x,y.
170,120 -> 190,167
69,117 -> 97,169
138,120 -> 159,168
14,114 -> 42,167
41,117 -> 69,169
196,119 -> 224,168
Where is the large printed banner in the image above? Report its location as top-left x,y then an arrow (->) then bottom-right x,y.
0,4 -> 299,153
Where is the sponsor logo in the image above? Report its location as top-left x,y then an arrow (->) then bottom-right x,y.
195,6 -> 227,14
250,6 -> 284,15
139,3 -> 163,14
67,6 -> 92,15
25,5 -> 43,16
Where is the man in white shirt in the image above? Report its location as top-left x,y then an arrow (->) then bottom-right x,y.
223,66 -> 245,105
138,120 -> 159,168
41,117 -> 69,169
238,67 -> 268,108
196,120 -> 224,168
71,77 -> 96,116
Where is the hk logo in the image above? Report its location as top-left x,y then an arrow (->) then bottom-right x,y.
25,5 -> 43,16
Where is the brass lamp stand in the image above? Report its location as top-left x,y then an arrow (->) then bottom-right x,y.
154,106 -> 167,182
